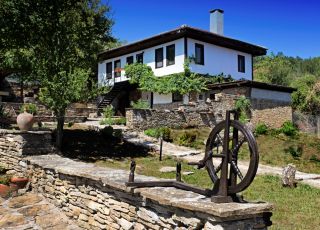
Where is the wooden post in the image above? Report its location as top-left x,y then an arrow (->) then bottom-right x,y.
159,135 -> 163,161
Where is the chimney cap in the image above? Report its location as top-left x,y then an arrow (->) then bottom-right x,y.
210,9 -> 224,14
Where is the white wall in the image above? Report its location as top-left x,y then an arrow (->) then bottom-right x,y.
187,38 -> 252,80
153,93 -> 172,104
98,38 -> 185,86
251,88 -> 292,102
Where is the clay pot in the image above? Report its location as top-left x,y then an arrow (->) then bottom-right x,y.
0,184 -> 11,198
16,111 -> 34,131
10,177 -> 29,189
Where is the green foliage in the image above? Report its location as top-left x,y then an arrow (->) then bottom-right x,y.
124,61 -> 208,96
20,103 -> 37,115
279,121 -> 298,137
285,145 -> 303,158
234,96 -> 251,123
0,105 -> 8,118
0,0 -> 114,148
102,106 -> 114,119
131,100 -> 150,109
0,175 -> 10,185
175,130 -> 203,148
100,117 -> 126,126
144,127 -> 171,142
254,123 -> 268,135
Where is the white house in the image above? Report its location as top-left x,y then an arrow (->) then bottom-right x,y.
97,9 -> 267,114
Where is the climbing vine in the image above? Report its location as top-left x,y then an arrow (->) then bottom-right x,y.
124,59 -> 234,96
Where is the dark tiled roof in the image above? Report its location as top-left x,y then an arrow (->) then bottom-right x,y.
207,80 -> 296,93
98,26 -> 267,60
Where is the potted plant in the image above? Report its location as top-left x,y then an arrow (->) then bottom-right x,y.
10,177 -> 29,189
0,175 -> 11,198
16,103 -> 38,131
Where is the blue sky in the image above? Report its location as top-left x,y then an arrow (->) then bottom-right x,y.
107,0 -> 320,58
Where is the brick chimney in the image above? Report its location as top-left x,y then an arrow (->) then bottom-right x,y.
210,9 -> 224,35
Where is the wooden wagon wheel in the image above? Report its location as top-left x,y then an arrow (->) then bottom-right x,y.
205,119 -> 259,194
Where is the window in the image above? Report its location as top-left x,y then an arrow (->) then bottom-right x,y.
238,55 -> 245,73
195,43 -> 204,65
155,48 -> 163,68
114,60 -> 121,78
166,44 -> 175,66
136,53 -> 143,63
106,62 -> 112,79
126,56 -> 134,65
172,92 -> 183,102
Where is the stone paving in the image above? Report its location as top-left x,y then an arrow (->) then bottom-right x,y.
0,193 -> 81,230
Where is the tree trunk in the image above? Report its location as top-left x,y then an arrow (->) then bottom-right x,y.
56,115 -> 65,150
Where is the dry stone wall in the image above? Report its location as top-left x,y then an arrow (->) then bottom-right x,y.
126,93 -> 293,131
27,155 -> 272,230
0,129 -> 54,175
0,129 -> 273,229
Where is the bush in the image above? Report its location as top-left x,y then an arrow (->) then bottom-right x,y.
0,104 -> 7,118
144,127 -> 171,141
20,103 -> 38,115
235,96 -> 251,123
131,99 -> 150,109
113,117 -> 126,125
255,123 -> 268,135
177,131 -> 197,147
280,121 -> 298,137
0,175 -> 10,185
286,145 -> 303,158
102,105 -> 114,119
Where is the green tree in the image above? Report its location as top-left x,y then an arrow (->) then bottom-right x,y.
0,0 -> 114,148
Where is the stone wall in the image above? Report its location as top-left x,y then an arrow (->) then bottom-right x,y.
0,102 -> 97,123
250,99 -> 292,129
0,128 -> 273,229
293,111 -> 320,136
0,129 -> 55,175
26,155 -> 272,230
126,93 -> 293,130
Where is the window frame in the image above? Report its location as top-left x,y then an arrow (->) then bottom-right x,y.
136,53 -> 144,63
166,44 -> 175,66
238,55 -> 245,73
126,56 -> 134,65
155,47 -> 164,69
106,62 -> 112,79
114,59 -> 121,78
195,43 -> 205,65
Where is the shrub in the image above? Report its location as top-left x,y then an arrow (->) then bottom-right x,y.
131,99 -> 150,109
20,103 -> 38,115
280,121 -> 298,137
255,123 -> 268,135
0,175 -> 10,185
102,105 -> 114,119
144,127 -> 171,141
0,104 -> 7,118
234,96 -> 251,123
286,145 -> 303,158
113,117 -> 126,125
177,131 -> 197,147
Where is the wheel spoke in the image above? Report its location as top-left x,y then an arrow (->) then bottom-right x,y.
231,161 -> 244,180
214,162 -> 222,174
231,138 -> 246,158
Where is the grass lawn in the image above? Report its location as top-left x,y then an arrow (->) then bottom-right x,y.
170,127 -> 320,174
96,155 -> 320,229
